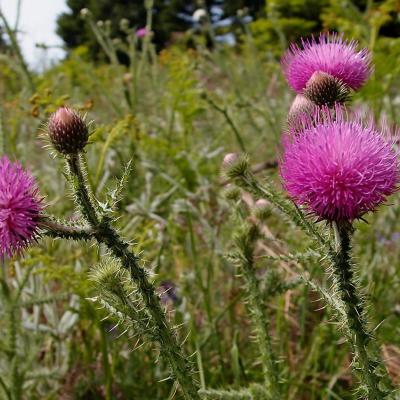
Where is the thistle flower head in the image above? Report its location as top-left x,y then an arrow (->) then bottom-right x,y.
47,107 -> 89,155
136,27 -> 148,38
0,157 -> 42,257
221,153 -> 250,180
281,32 -> 372,93
280,108 -> 399,221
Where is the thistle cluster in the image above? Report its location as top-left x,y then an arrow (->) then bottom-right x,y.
1,27 -> 399,400
280,32 -> 398,399
0,106 -> 200,398
280,32 -> 398,223
222,31 -> 399,399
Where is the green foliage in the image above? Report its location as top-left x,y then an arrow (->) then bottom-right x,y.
250,0 -> 400,56
1,1 -> 400,399
57,0 -> 264,60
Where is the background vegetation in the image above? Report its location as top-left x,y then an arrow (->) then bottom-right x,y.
0,0 -> 400,399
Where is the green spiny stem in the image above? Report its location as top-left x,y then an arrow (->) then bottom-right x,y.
199,387 -> 253,400
39,217 -> 94,241
65,154 -> 200,400
8,305 -> 21,400
199,383 -> 268,400
97,226 -> 200,399
67,155 -> 100,226
243,267 -> 281,398
235,226 -> 282,399
332,222 -> 390,399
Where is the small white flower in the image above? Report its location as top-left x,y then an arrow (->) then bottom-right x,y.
193,9 -> 207,22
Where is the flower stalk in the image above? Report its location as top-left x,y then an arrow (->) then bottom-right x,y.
233,224 -> 282,399
331,222 -> 391,399
63,154 -> 200,400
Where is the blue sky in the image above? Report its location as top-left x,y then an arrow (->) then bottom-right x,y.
1,0 -> 67,68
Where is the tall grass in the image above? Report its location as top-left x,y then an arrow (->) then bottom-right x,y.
0,3 -> 400,399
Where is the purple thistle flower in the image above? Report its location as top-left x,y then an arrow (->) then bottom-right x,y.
280,108 -> 399,222
281,32 -> 372,93
0,157 -> 42,257
136,27 -> 148,38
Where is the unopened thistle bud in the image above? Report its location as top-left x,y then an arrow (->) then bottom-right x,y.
287,94 -> 317,132
303,71 -> 349,107
223,184 -> 241,201
119,18 -> 130,31
223,153 -> 239,167
47,107 -> 89,155
221,153 -> 250,180
253,199 -> 271,220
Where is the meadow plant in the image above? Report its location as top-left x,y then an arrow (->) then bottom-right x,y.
280,107 -> 399,398
47,107 -> 89,154
0,109 -> 201,399
1,23 -> 400,399
224,32 -> 399,399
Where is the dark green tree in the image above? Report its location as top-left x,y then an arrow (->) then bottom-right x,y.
57,0 -> 266,60
222,0 -> 265,17
57,0 -> 199,59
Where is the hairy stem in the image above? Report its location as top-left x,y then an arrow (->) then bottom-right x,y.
243,267 -> 281,398
9,306 -> 21,400
235,226 -> 282,399
39,217 -> 94,241
67,155 -> 100,226
332,222 -> 389,399
66,154 -> 200,400
199,383 -> 267,399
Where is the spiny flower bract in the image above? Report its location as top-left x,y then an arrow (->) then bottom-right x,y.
281,32 -> 372,93
280,109 -> 399,221
287,94 -> 318,131
0,157 -> 42,257
47,107 -> 89,155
